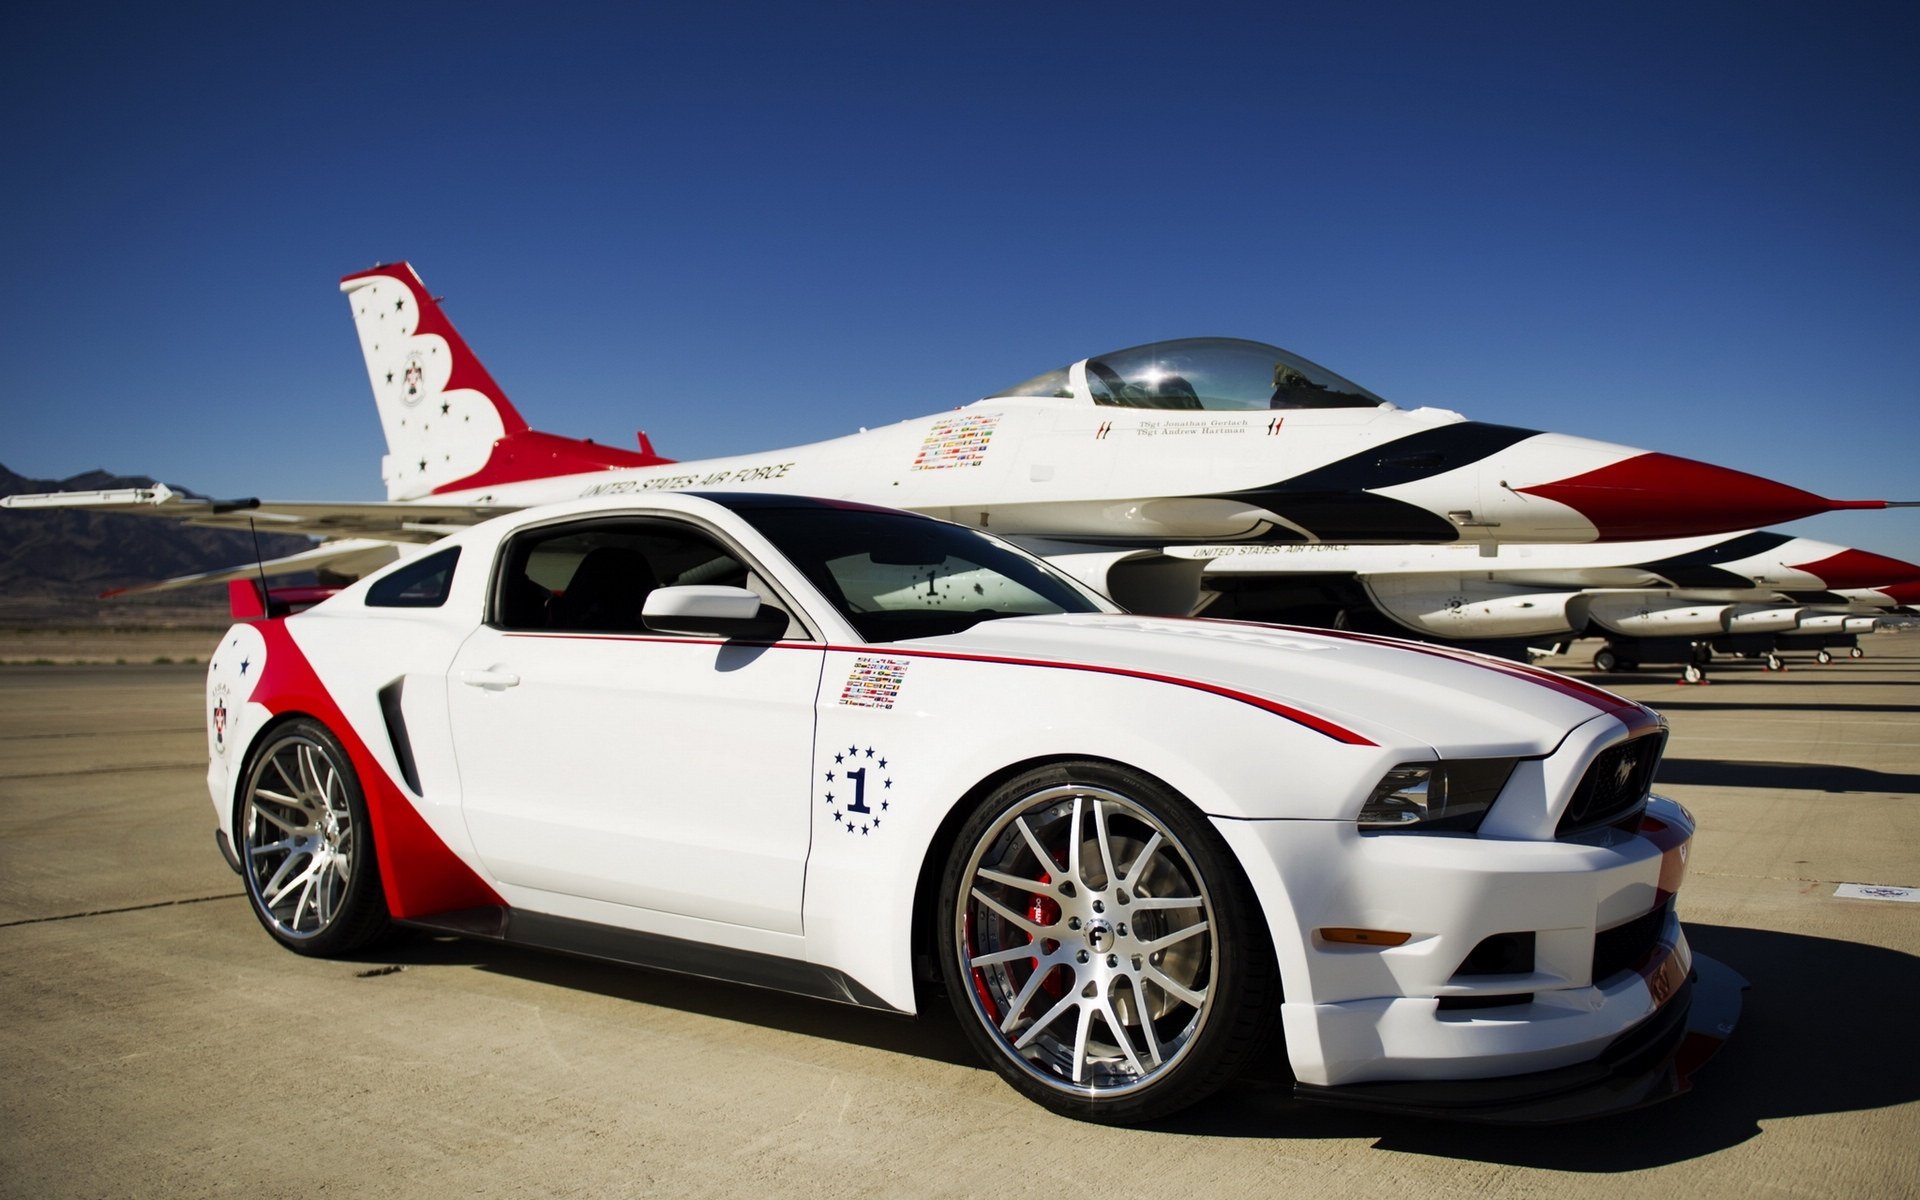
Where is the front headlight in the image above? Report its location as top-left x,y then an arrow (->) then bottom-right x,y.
1358,759 -> 1518,833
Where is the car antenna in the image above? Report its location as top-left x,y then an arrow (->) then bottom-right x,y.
247,517 -> 272,616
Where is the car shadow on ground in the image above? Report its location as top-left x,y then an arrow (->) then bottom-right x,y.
1160,923 -> 1920,1168
349,922 -> 1919,1166
347,930 -> 983,1069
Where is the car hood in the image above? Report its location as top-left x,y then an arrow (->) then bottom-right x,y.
908,614 -> 1641,755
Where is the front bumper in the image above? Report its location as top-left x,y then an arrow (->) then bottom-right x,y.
1214,794 -> 1726,1096
1292,953 -> 1746,1122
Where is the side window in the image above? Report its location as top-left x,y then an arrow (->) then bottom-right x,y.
493,518 -> 797,636
366,547 -> 460,608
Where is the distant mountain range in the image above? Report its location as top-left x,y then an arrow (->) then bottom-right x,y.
0,463 -> 313,609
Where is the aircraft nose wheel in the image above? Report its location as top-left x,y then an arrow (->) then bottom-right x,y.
1682,663 -> 1705,684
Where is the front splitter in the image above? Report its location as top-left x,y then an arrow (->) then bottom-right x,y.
1289,953 -> 1748,1124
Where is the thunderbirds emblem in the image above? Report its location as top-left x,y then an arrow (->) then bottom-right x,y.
211,684 -> 231,754
402,352 -> 426,405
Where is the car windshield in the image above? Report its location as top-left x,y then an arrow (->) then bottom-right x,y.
735,504 -> 1110,642
991,337 -> 1387,411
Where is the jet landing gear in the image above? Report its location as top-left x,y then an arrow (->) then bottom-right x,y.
1591,639 -> 1713,683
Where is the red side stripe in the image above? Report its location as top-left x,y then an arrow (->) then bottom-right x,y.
1204,619 -> 1655,728
502,632 -> 1377,746
253,621 -> 504,920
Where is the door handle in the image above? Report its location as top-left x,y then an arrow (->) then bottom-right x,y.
459,667 -> 521,690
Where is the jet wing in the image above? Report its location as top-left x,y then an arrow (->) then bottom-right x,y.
0,484 -> 516,543
98,537 -> 409,596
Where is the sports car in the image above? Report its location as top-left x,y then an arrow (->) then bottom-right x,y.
204,491 -> 1741,1123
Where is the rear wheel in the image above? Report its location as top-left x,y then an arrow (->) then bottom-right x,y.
237,718 -> 390,956
1593,648 -> 1618,672
938,762 -> 1276,1123
1816,649 -> 1833,664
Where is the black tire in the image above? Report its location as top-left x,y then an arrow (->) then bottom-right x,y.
1593,648 -> 1618,672
1816,649 -> 1833,665
937,761 -> 1277,1124
1850,647 -> 1865,659
236,717 -> 391,956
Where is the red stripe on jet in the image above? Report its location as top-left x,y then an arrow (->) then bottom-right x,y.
1787,548 -> 1920,591
1518,452 -> 1880,540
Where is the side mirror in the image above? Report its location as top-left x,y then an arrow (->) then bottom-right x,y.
642,585 -> 786,638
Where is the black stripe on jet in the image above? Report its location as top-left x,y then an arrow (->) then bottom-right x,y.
1633,531 -> 1795,588
1208,421 -> 1542,542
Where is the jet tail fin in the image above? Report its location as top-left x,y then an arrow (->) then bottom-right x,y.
340,263 -> 669,501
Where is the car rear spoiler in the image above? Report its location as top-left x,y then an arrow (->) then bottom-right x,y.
228,579 -> 341,619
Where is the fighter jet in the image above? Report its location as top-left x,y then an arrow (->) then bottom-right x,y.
5,262 -> 1911,603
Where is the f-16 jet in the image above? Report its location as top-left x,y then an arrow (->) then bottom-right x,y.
4,262 -> 1910,604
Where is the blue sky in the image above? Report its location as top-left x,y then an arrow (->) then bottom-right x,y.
4,2 -> 1916,561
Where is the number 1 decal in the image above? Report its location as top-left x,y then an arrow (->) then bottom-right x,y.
845,767 -> 871,815
821,745 -> 898,838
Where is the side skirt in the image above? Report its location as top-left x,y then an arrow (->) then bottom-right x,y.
397,905 -> 903,1013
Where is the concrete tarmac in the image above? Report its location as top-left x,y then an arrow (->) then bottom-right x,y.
3,634 -> 1917,1198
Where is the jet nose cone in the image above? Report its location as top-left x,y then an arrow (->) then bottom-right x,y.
1789,548 -> 1920,591
1518,452 -> 1882,541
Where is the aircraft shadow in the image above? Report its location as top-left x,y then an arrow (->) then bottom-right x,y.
347,923 -> 1920,1164
1649,701 -> 1920,715
1656,757 -> 1920,793
1575,668 -> 1917,683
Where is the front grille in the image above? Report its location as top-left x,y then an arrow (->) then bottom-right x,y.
1558,731 -> 1666,837
1592,898 -> 1670,984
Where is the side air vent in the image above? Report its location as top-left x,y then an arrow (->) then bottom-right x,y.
377,679 -> 422,795
1558,731 -> 1666,837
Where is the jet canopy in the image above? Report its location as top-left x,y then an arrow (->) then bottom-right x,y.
991,337 -> 1389,411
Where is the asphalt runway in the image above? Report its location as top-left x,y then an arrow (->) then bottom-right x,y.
3,634 -> 1917,1198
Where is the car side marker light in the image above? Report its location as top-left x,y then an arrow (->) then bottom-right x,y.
1319,928 -> 1413,947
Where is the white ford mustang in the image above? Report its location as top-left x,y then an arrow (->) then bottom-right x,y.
204,492 -> 1741,1123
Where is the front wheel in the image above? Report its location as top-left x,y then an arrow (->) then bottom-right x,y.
237,718 -> 391,956
1816,649 -> 1833,664
938,762 -> 1276,1123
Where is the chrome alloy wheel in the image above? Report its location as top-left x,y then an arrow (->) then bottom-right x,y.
241,732 -> 359,939
956,784 -> 1219,1097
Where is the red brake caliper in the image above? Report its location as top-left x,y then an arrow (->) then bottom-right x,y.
1030,872 -> 1066,1002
